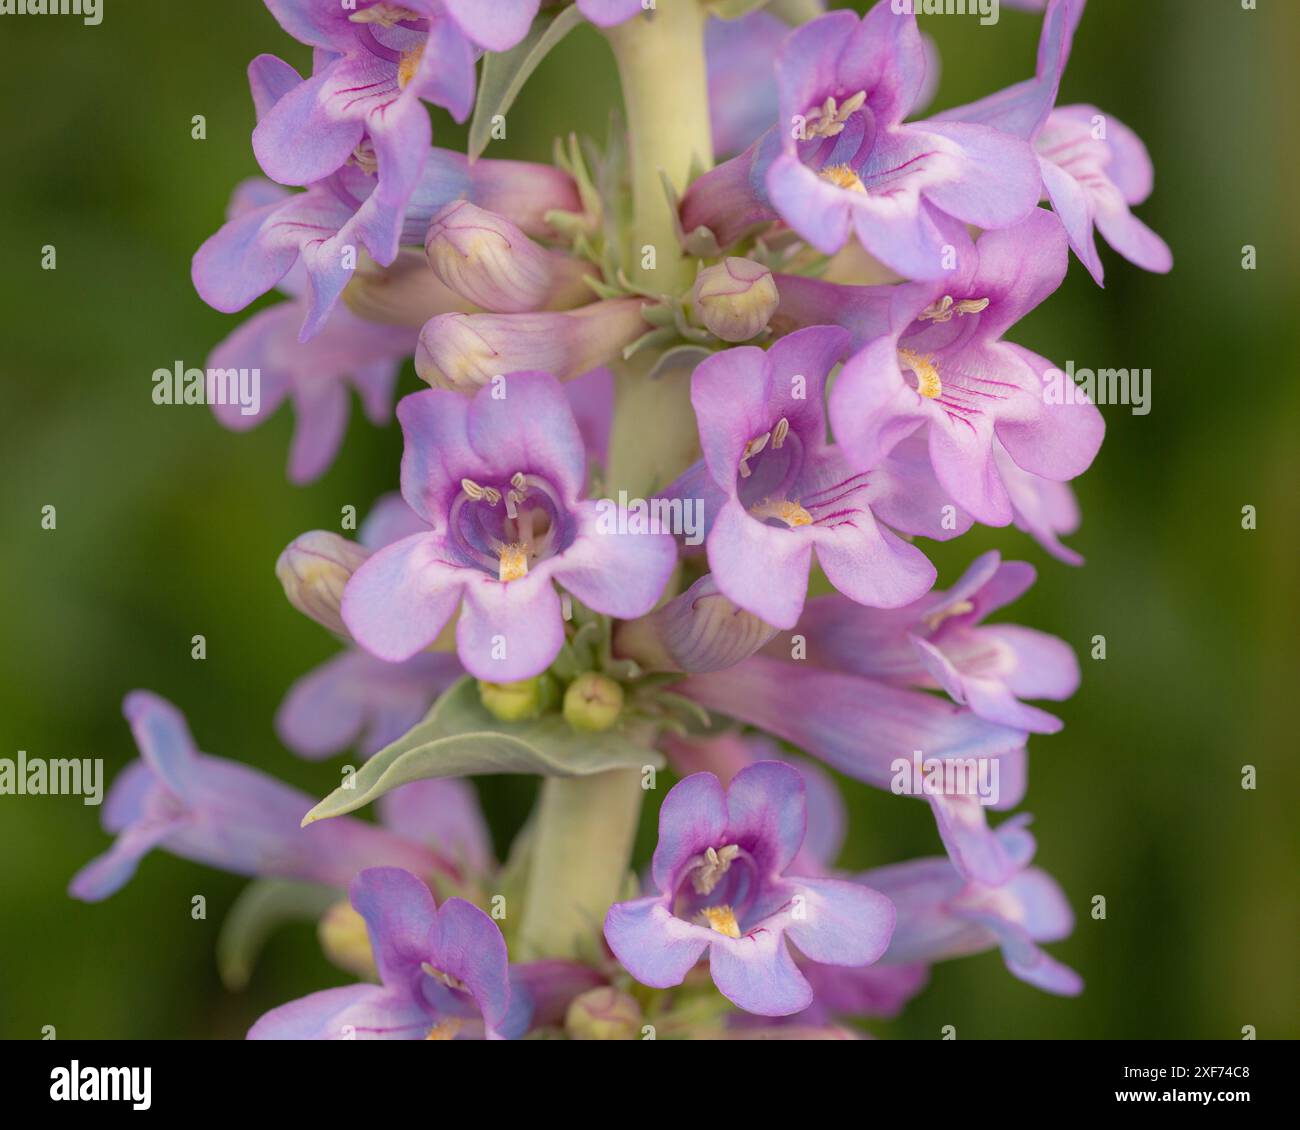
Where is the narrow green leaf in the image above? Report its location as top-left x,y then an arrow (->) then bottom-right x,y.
302,678 -> 663,825
468,8 -> 586,161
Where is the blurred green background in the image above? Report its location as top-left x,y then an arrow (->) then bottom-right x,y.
1,0 -> 1296,1040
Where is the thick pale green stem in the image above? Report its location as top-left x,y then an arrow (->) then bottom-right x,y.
766,0 -> 825,25
517,768 -> 645,959
516,5 -> 716,961
606,1 -> 714,292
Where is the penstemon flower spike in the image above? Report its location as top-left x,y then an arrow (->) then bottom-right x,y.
72,0 -> 1171,1039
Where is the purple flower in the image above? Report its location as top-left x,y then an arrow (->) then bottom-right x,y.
249,866 -> 527,1039
342,372 -> 677,679
681,2 -> 1042,279
253,2 -> 542,242
675,657 -> 1029,884
193,55 -> 580,341
604,762 -> 895,1016
204,181 -> 417,484
938,0 -> 1171,284
793,550 -> 1080,734
830,208 -> 1105,526
68,693 -> 452,902
995,440 -> 1085,565
672,326 -> 961,630
276,649 -> 463,759
705,8 -> 797,161
864,815 -> 1083,995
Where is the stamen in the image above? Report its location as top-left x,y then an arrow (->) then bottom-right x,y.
350,141 -> 379,176
510,472 -> 527,491
699,905 -> 741,939
923,599 -> 976,632
424,1018 -> 463,1041
690,844 -> 740,896
750,498 -> 814,528
818,164 -> 867,194
737,431 -> 771,479
771,417 -> 790,450
898,347 -> 942,399
919,295 -> 991,324
504,490 -> 523,521
398,44 -> 424,89
460,478 -> 501,505
497,544 -> 529,583
803,90 -> 867,140
421,962 -> 468,992
351,4 -> 420,28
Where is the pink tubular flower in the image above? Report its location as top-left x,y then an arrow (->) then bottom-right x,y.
341,372 -> 676,680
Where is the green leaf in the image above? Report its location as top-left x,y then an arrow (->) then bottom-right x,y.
216,879 -> 339,990
467,8 -> 586,162
302,678 -> 663,825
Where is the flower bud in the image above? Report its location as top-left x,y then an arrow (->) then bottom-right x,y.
415,299 -> 647,392
478,674 -> 561,722
564,987 -> 643,1041
275,531 -> 371,637
318,900 -> 377,981
693,257 -> 779,342
342,248 -> 469,328
614,574 -> 779,673
562,673 -> 624,733
425,201 -> 593,314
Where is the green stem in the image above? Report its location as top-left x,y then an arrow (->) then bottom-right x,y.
605,1 -> 714,292
766,0 -> 825,25
517,767 -> 645,959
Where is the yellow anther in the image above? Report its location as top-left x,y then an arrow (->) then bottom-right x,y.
425,1018 -> 463,1041
498,543 -> 529,583
771,416 -> 790,449
421,962 -> 468,992
699,905 -> 742,939
350,141 -> 379,176
804,91 -> 867,140
899,347 -> 942,399
398,44 -> 424,89
461,478 -> 501,505
750,498 -> 814,528
818,164 -> 867,193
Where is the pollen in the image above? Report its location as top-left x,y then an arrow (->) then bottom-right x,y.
699,905 -> 742,939
498,543 -> 529,583
425,1018 -> 464,1041
750,498 -> 814,528
398,45 -> 424,89
899,347 -> 942,399
819,164 -> 867,194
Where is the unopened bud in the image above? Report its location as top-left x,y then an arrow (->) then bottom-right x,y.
479,674 -> 561,722
564,987 -> 642,1041
562,673 -> 624,733
275,532 -> 371,636
425,200 -> 592,314
693,257 -> 779,342
318,900 -> 377,981
415,300 -> 647,392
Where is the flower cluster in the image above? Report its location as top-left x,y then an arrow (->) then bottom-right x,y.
76,0 -> 1169,1038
